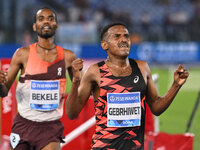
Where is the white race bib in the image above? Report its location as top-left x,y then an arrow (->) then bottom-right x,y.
10,133 -> 20,149
30,80 -> 60,111
107,92 -> 141,127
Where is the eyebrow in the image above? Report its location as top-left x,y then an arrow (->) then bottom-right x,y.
48,15 -> 55,18
37,15 -> 55,19
112,33 -> 129,36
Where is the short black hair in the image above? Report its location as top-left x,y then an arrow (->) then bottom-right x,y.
34,7 -> 57,23
100,22 -> 127,41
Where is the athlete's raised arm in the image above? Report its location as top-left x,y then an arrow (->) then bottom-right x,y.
66,59 -> 100,119
0,47 -> 28,97
144,63 -> 189,116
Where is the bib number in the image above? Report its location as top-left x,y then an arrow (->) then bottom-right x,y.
10,133 -> 20,149
107,92 -> 141,127
30,80 -> 60,111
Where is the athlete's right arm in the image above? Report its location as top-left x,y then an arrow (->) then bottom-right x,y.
66,61 -> 99,120
0,47 -> 27,97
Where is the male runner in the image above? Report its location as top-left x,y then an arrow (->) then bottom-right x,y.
0,7 -> 76,150
66,22 -> 189,149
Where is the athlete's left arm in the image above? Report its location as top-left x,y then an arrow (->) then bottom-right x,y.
64,49 -> 76,81
139,61 -> 189,116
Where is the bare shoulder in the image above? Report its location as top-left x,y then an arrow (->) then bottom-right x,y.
12,46 -> 29,63
135,59 -> 147,66
63,49 -> 76,58
86,63 -> 99,75
135,59 -> 150,71
63,49 -> 76,61
63,48 -> 76,68
14,46 -> 29,56
135,59 -> 151,81
83,63 -> 100,82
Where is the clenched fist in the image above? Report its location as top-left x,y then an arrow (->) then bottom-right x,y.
71,58 -> 83,81
174,64 -> 189,86
0,70 -> 8,85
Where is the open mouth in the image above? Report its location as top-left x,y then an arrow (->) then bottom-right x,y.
42,26 -> 51,31
119,43 -> 129,48
120,45 -> 128,48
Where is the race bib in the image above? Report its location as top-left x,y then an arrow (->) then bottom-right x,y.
107,92 -> 141,127
30,80 -> 60,111
10,133 -> 20,149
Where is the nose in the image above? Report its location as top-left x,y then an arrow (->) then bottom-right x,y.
120,36 -> 128,43
121,37 -> 127,42
41,17 -> 51,24
43,19 -> 50,24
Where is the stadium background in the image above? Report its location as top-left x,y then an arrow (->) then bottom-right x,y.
0,0 -> 200,149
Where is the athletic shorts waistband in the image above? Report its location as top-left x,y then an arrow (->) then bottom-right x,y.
16,113 -> 61,126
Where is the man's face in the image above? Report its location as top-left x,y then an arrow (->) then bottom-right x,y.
104,25 -> 131,58
34,9 -> 57,39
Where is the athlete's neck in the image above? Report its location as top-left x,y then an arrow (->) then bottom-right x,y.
37,36 -> 55,50
106,57 -> 129,68
37,43 -> 56,50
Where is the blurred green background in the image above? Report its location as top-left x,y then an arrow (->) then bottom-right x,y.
151,67 -> 200,150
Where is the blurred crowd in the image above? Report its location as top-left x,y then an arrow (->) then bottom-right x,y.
1,0 -> 200,45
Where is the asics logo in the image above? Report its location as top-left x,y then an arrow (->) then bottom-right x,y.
134,76 -> 139,83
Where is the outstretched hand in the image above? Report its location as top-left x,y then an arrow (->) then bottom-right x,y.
71,58 -> 83,81
0,70 -> 8,85
174,64 -> 189,86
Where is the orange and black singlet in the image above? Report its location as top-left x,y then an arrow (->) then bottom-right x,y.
16,43 -> 66,122
92,59 -> 146,150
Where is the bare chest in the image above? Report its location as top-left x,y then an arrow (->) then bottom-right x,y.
38,51 -> 58,63
108,66 -> 132,77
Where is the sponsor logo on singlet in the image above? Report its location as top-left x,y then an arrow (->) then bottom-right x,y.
134,75 -> 139,83
57,67 -> 62,76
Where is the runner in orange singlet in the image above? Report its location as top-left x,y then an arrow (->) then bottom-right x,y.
0,7 -> 76,150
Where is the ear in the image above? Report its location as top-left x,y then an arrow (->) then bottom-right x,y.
33,23 -> 36,32
101,41 -> 108,50
54,24 -> 58,31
